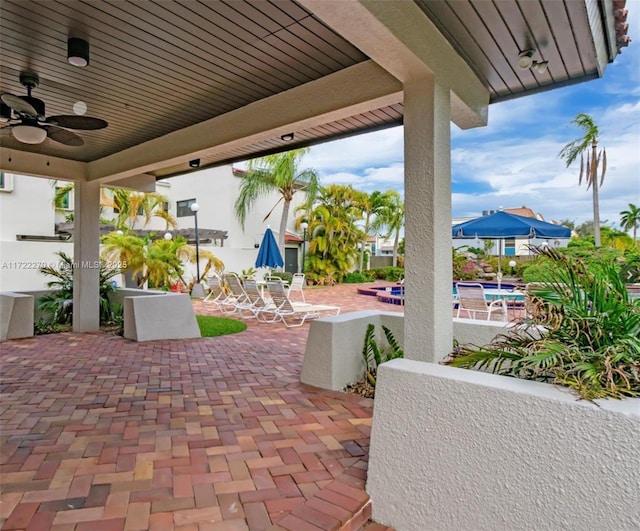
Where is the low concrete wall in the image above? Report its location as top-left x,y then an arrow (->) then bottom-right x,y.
368,359 -> 640,531
0,293 -> 34,340
123,293 -> 200,341
301,311 -> 403,391
301,312 -> 510,391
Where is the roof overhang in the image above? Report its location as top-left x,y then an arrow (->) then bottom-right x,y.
0,0 -> 629,184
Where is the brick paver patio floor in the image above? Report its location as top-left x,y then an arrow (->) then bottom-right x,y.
1,283 -> 400,531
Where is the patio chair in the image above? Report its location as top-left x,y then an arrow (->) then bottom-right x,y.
264,280 -> 340,327
455,282 -> 508,321
242,279 -> 277,320
203,274 -> 237,314
222,273 -> 252,315
287,273 -> 306,303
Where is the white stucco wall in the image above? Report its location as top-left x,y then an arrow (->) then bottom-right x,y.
368,359 -> 640,531
0,167 -> 307,291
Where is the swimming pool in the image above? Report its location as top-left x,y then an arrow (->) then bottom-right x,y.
357,281 -> 524,306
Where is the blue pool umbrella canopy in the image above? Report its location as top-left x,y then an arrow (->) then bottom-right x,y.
452,210 -> 572,239
452,211 -> 571,288
255,227 -> 284,269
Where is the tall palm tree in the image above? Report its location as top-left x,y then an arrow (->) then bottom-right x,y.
354,190 -> 390,271
620,203 -> 640,245
559,113 -> 607,246
377,190 -> 404,267
234,148 -> 319,256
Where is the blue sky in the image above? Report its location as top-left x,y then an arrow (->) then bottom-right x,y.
305,7 -> 640,231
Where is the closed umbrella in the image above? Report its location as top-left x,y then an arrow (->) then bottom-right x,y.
255,227 -> 284,269
452,211 -> 571,288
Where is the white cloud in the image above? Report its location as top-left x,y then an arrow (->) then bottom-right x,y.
302,31 -> 640,230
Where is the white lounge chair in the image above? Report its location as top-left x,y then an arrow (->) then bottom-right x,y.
204,274 -> 237,314
242,279 -> 277,320
455,282 -> 508,321
222,273 -> 253,316
264,280 -> 340,327
287,273 -> 306,302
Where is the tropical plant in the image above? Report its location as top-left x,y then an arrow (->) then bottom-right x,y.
110,189 -> 177,230
354,190 -> 393,271
101,231 -> 223,288
620,203 -> 640,245
235,148 -> 319,257
377,190 -> 404,267
445,246 -> 640,399
302,184 -> 363,284
38,251 -> 121,325
362,323 -> 404,389
559,113 -> 607,246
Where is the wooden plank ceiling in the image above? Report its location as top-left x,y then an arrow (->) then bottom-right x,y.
0,0 -> 628,179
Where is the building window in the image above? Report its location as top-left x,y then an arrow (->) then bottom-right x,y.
0,172 -> 14,192
163,201 -> 169,212
504,238 -> 516,256
177,198 -> 196,217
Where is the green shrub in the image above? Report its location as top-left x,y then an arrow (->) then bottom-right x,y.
38,251 -> 120,325
267,271 -> 293,285
445,247 -> 640,399
343,271 -> 375,283
362,323 -> 404,389
370,266 -> 404,281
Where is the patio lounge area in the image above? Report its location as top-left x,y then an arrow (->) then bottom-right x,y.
0,285 -> 398,531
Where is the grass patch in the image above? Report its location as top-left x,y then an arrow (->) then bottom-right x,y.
196,315 -> 247,337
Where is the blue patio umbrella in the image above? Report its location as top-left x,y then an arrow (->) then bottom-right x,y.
452,211 -> 571,287
452,210 -> 572,240
255,227 -> 284,269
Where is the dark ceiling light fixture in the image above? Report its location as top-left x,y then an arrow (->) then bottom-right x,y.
67,38 -> 90,67
517,49 -> 549,74
189,159 -> 201,168
280,132 -> 294,142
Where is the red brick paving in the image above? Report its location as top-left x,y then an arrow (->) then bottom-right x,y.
1,283 -> 400,530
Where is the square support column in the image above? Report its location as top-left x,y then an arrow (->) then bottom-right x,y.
72,180 -> 101,332
403,76 -> 453,362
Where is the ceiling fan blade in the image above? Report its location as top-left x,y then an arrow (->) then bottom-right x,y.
45,115 -> 108,130
1,93 -> 38,116
44,125 -> 84,146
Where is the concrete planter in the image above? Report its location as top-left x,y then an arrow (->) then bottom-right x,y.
367,360 -> 640,531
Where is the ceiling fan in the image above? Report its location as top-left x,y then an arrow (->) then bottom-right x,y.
1,71 -> 108,146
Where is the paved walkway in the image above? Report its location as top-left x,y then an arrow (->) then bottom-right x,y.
1,283 -> 399,531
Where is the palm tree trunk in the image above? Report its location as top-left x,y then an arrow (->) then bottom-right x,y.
591,140 -> 601,246
392,228 -> 400,267
278,200 -> 290,268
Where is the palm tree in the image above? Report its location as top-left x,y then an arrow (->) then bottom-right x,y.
620,203 -> 640,245
234,148 -> 319,256
354,190 -> 390,271
110,189 -> 177,230
301,184 -> 363,284
559,113 -> 607,246
377,190 -> 404,267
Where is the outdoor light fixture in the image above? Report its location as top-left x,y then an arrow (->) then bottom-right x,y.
190,202 -> 201,291
189,159 -> 200,168
517,49 -> 548,74
280,132 -> 294,142
300,221 -> 308,273
164,232 -> 173,240
67,38 -> 90,67
12,125 -> 47,144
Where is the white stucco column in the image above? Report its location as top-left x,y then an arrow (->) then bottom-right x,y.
403,76 -> 453,362
73,180 -> 101,332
